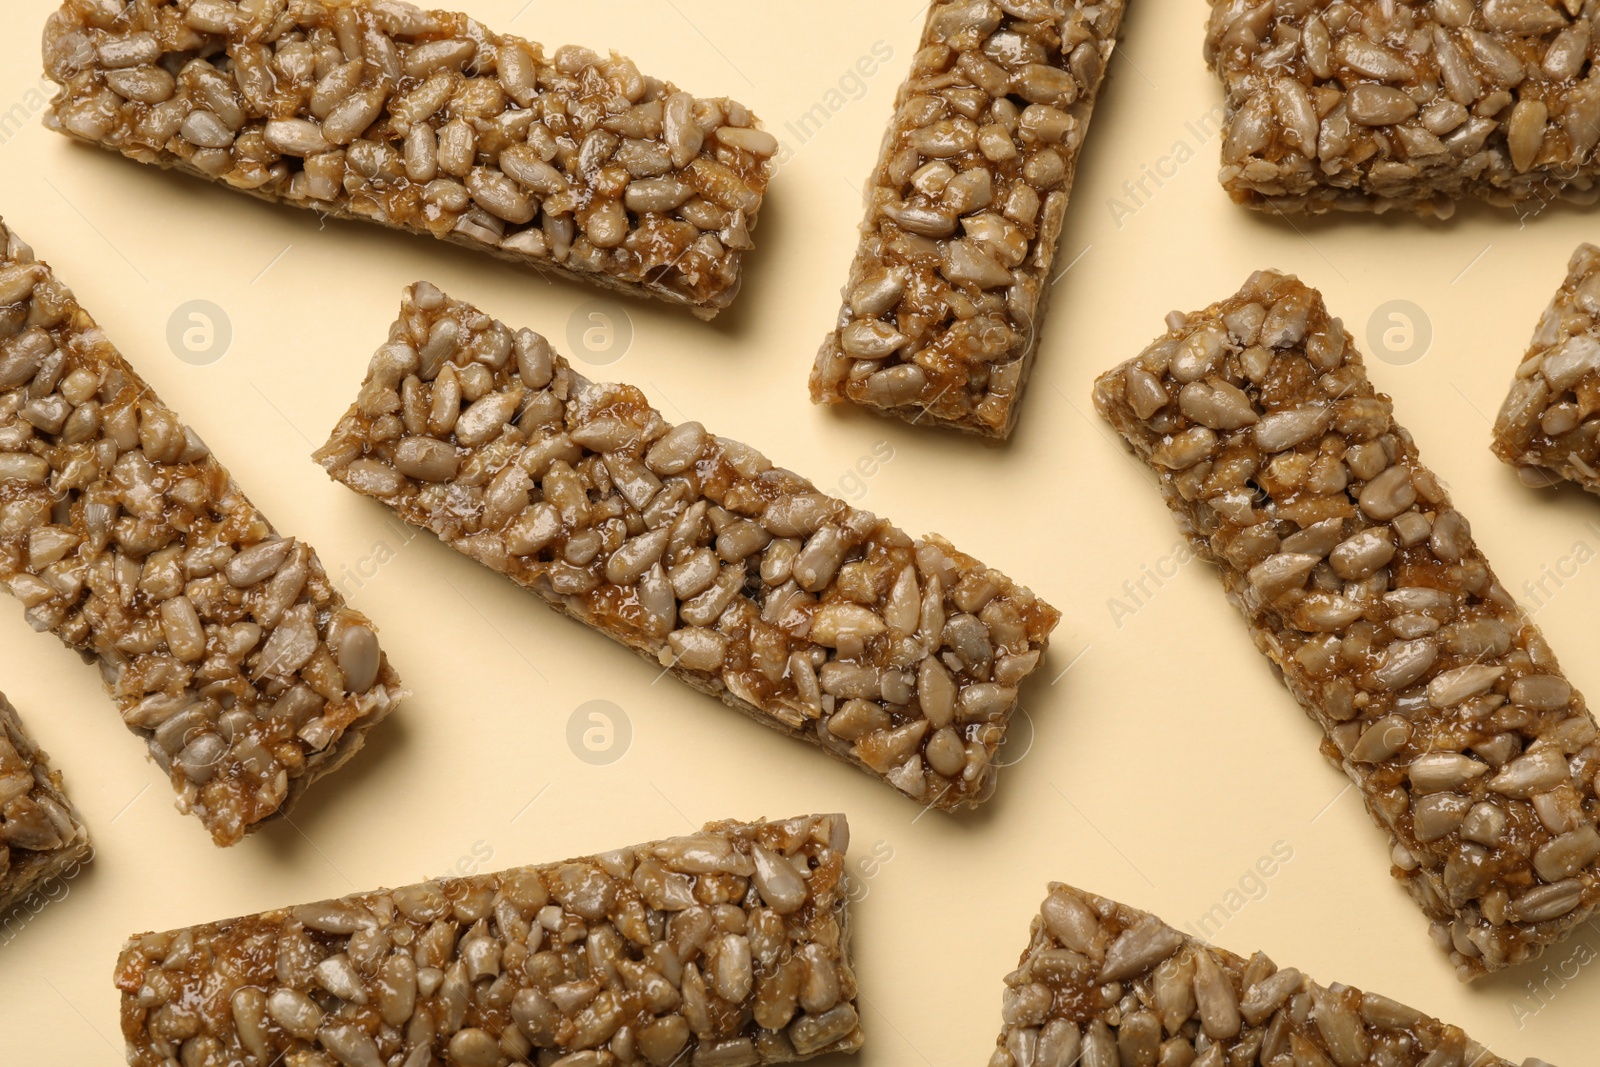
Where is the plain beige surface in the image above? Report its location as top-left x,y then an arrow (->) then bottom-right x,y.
0,0 -> 1597,1060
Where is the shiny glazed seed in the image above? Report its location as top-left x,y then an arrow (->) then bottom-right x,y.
267,988 -> 324,1040
1329,529 -> 1393,580
1178,381 -> 1257,429
925,727 -> 967,777
180,110 -> 234,148
1346,84 -> 1419,125
840,319 -> 907,360
265,118 -> 330,156
447,1028 -> 500,1067
1513,879 -> 1584,922
394,437 -> 460,481
863,364 -> 928,405
626,177 -> 694,213
584,200 -> 629,249
337,625 -> 381,693
1357,465 -> 1416,520
1349,715 -> 1409,763
1510,675 -> 1571,710
1409,752 -> 1489,792
1253,406 -> 1329,451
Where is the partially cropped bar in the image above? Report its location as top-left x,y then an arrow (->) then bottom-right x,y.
1205,0 -> 1600,216
318,282 -> 1059,810
0,691 -> 90,917
992,883 -> 1551,1067
117,814 -> 862,1067
1494,243 -> 1600,492
810,0 -> 1124,438
0,218 -> 403,846
1095,270 -> 1600,978
43,0 -> 774,318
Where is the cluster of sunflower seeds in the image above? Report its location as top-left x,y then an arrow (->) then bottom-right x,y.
991,882 -> 1549,1067
0,691 -> 91,917
115,815 -> 863,1067
1095,270 -> 1600,978
1205,0 -> 1600,216
315,282 -> 1060,811
42,0 -> 775,319
0,218 -> 404,846
810,0 -> 1125,438
1494,242 -> 1600,492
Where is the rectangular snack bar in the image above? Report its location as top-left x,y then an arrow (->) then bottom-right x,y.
1494,242 -> 1600,492
992,883 -> 1551,1067
116,814 -> 863,1067
1205,0 -> 1600,216
316,282 -> 1060,811
42,0 -> 775,319
0,691 -> 91,917
0,217 -> 403,846
810,0 -> 1125,438
1094,270 -> 1600,978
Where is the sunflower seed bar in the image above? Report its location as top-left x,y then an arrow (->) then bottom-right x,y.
42,0 -> 775,319
0,218 -> 403,847
316,282 -> 1060,810
1494,243 -> 1600,491
0,691 -> 91,918
809,0 -> 1125,438
992,883 -> 1550,1067
116,814 -> 862,1067
1094,270 -> 1600,979
1205,0 -> 1600,217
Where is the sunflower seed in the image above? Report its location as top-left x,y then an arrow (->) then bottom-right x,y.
1098,919 -> 1183,982
1192,949 -> 1241,1039
1534,825 -> 1600,882
1428,665 -> 1505,708
1511,879 -> 1584,922
1489,746 -> 1571,798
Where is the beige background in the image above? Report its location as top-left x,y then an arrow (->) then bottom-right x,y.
0,0 -> 1595,1060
